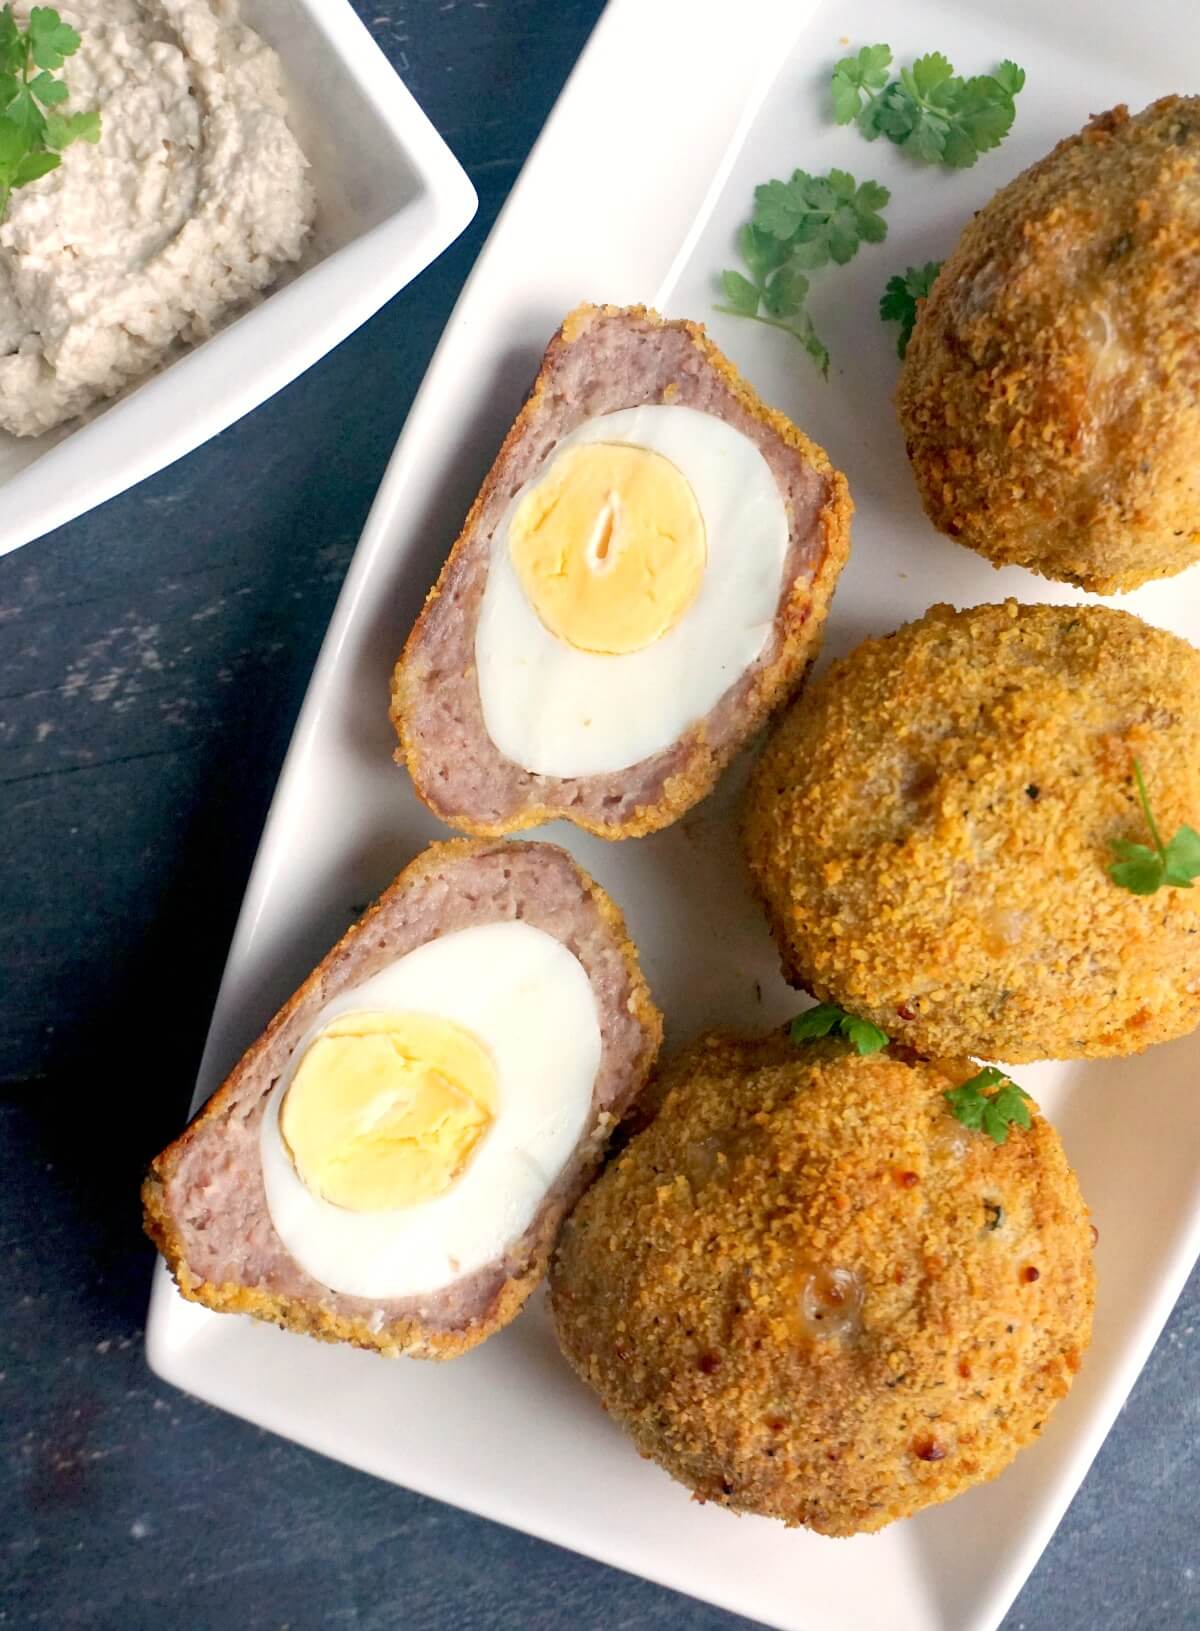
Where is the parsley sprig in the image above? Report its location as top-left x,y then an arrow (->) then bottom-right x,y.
1109,758 -> 1200,895
830,43 -> 892,124
718,229 -> 828,375
751,168 -> 891,264
717,169 -> 890,374
0,6 -> 99,223
880,261 -> 942,358
944,1066 -> 1032,1145
832,45 -> 1025,169
790,1002 -> 889,1056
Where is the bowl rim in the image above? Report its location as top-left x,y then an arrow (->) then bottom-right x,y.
0,0 -> 478,560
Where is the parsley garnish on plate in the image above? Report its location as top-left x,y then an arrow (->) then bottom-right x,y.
880,261 -> 942,358
790,1002 -> 889,1056
832,45 -> 1025,168
944,1066 -> 1032,1145
718,233 -> 829,376
0,6 -> 100,223
751,167 -> 890,265
717,169 -> 890,375
1109,758 -> 1200,895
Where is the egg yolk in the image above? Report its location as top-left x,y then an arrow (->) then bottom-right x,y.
508,442 -> 707,655
279,1011 -> 497,1213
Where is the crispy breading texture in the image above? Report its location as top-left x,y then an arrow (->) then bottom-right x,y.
391,303 -> 852,839
550,1033 -> 1094,1536
744,599 -> 1200,1062
898,97 -> 1200,593
143,838 -> 662,1360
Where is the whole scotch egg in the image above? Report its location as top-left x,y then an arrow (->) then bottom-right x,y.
550,1032 -> 1095,1535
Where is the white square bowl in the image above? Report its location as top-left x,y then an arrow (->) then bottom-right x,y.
0,0 -> 477,559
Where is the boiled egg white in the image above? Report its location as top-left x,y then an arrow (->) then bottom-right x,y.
259,920 -> 601,1301
474,405 -> 789,778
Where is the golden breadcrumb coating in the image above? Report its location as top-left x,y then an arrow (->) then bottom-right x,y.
550,1033 -> 1094,1536
744,600 -> 1200,1062
898,97 -> 1200,593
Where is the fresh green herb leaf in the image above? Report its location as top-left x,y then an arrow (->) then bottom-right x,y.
1109,758 -> 1200,894
0,114 -> 22,164
716,265 -> 831,372
1108,841 -> 1166,895
830,43 -> 893,125
948,75 -> 1018,160
880,260 -> 942,357
790,1002 -> 889,1056
842,1014 -> 890,1056
870,81 -> 915,142
1164,825 -> 1200,886
907,109 -> 950,165
737,221 -> 790,282
0,5 -> 97,223
719,268 -> 760,317
830,73 -> 863,126
753,176 -> 810,241
786,235 -> 832,271
790,1002 -> 842,1041
44,106 -> 99,149
752,168 -> 890,264
909,52 -> 954,99
718,166 -> 888,374
945,1066 -> 1032,1145
785,305 -> 831,376
29,7 -> 80,61
12,146 -> 57,184
762,262 -> 810,318
30,69 -> 67,106
833,43 -> 1025,168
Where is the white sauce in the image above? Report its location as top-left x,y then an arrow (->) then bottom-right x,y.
0,0 -> 314,436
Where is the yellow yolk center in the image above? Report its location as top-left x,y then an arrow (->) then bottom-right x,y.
508,442 -> 707,655
279,1011 -> 497,1213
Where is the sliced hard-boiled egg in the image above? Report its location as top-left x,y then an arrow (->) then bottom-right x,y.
259,919 -> 601,1301
278,1010 -> 499,1213
507,441 -> 708,655
474,404 -> 790,778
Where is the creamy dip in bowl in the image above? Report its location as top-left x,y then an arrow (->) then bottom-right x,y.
0,0 -> 315,436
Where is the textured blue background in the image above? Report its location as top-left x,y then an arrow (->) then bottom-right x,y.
1,3 -> 1196,1628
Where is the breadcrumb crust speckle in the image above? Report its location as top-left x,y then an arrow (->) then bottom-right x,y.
744,600 -> 1200,1062
550,1033 -> 1094,1536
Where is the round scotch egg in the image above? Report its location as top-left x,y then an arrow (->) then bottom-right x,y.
897,97 -> 1200,592
392,304 -> 851,839
143,840 -> 662,1358
550,1032 -> 1095,1536
743,600 -> 1200,1062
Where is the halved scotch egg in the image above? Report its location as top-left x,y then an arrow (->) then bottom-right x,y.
143,839 -> 662,1358
391,303 -> 852,839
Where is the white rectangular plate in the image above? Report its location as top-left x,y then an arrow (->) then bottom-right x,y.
146,3 -> 1200,1629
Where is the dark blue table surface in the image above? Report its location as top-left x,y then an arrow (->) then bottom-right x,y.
2,4 -> 1197,1628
